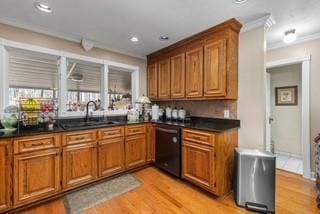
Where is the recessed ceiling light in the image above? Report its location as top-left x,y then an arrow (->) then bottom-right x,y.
130,37 -> 139,42
34,2 -> 52,13
159,36 -> 169,41
233,0 -> 248,4
283,29 -> 296,43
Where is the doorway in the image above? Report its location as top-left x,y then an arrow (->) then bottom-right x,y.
265,56 -> 311,179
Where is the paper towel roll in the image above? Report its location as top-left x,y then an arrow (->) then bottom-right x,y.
152,104 -> 159,121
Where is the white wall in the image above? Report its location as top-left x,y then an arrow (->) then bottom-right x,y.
238,27 -> 266,150
268,64 -> 302,155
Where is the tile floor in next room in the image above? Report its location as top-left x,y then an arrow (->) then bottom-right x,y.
275,151 -> 303,175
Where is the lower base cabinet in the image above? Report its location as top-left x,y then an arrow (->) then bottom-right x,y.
125,134 -> 147,168
62,142 -> 97,189
182,141 -> 215,191
0,141 -> 11,212
13,149 -> 61,205
98,138 -> 125,177
146,124 -> 155,162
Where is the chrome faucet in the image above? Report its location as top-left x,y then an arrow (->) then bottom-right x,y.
85,101 -> 98,122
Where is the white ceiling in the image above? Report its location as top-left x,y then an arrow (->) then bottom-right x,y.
0,0 -> 319,58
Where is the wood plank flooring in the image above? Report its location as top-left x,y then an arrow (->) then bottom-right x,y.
19,167 -> 318,214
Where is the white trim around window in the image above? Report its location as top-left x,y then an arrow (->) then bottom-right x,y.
0,37 -> 140,116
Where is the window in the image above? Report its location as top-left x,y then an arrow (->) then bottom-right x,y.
8,49 -> 59,106
108,69 -> 132,110
9,87 -> 55,105
66,60 -> 102,112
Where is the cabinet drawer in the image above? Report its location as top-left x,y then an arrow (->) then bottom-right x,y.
62,130 -> 97,146
14,134 -> 60,154
99,127 -> 124,140
125,125 -> 146,136
182,129 -> 215,147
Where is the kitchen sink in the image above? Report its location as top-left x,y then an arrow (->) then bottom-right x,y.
60,120 -> 120,130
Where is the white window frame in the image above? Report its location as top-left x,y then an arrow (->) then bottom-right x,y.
0,38 -> 140,117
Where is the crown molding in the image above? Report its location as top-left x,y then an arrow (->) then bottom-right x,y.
0,16 -> 147,60
267,32 -> 320,51
241,14 -> 276,33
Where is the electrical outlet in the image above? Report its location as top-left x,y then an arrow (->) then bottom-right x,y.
224,110 -> 230,119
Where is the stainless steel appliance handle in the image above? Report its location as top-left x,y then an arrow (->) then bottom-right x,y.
156,127 -> 178,134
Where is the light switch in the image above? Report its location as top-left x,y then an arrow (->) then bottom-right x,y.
224,110 -> 230,119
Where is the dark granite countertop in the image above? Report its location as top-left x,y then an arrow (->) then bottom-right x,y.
0,116 -> 240,139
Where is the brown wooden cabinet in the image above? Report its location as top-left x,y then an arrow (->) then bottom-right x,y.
182,128 -> 238,196
146,124 -> 156,162
98,138 -> 125,177
148,63 -> 158,99
158,59 -> 171,99
0,140 -> 11,212
171,53 -> 185,98
125,134 -> 147,169
147,19 -> 241,101
13,149 -> 60,205
204,39 -> 227,97
182,141 -> 215,191
186,47 -> 203,98
62,142 -> 97,189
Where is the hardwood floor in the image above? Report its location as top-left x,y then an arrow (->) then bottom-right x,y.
19,167 -> 318,214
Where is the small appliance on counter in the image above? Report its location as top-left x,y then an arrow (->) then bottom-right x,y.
234,148 -> 276,213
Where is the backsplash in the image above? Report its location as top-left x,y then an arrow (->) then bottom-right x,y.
155,100 -> 237,119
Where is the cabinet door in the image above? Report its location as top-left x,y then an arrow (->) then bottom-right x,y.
63,142 -> 97,189
146,124 -> 156,162
98,138 -> 125,178
0,141 -> 11,211
13,149 -> 60,205
182,141 -> 215,191
171,53 -> 185,98
148,63 -> 158,99
186,47 -> 203,97
125,134 -> 147,168
158,59 -> 171,99
204,39 -> 227,97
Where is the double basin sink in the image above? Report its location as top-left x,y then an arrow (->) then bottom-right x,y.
59,120 -> 120,130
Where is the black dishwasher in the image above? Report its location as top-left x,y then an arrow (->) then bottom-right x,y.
155,125 -> 181,177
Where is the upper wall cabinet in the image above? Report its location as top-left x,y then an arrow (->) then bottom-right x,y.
186,47 -> 203,98
147,18 -> 241,101
171,53 -> 185,98
157,59 -> 171,99
148,63 -> 158,99
203,39 -> 227,97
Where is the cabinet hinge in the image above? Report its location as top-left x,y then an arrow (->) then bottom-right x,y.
60,180 -> 63,186
214,182 -> 216,187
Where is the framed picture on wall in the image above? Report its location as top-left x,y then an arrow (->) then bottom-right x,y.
275,86 -> 298,106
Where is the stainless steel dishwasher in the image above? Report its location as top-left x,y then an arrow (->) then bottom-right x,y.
155,125 -> 181,177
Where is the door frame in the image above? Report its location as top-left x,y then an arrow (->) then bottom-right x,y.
266,55 -> 311,179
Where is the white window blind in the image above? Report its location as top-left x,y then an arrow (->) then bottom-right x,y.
67,63 -> 101,92
8,51 -> 59,89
